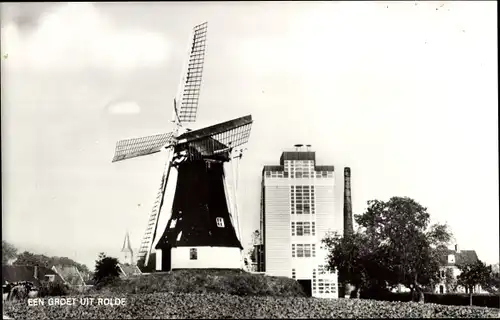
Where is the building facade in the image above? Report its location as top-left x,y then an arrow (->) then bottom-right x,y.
259,146 -> 339,298
434,244 -> 487,294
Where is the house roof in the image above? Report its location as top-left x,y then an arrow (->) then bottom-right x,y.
51,265 -> 85,286
440,249 -> 479,267
2,265 -> 63,286
118,263 -> 142,277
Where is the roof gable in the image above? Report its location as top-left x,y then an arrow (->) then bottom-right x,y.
2,265 -> 63,286
440,249 -> 479,266
118,263 -> 142,277
52,265 -> 85,285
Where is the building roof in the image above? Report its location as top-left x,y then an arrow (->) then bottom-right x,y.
315,165 -> 335,171
440,249 -> 479,267
262,165 -> 335,173
51,265 -> 85,286
263,165 -> 284,172
2,265 -> 64,286
118,263 -> 142,277
262,151 -> 335,173
280,151 -> 316,165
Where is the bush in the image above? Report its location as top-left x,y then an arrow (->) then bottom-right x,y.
91,269 -> 306,297
37,282 -> 69,297
4,292 -> 499,319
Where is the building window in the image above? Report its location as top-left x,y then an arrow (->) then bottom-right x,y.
292,269 -> 296,280
291,221 -> 316,236
317,278 -> 336,295
292,244 -> 315,258
312,269 -> 317,292
290,185 -> 315,215
318,265 -> 326,275
216,217 -> 225,228
45,275 -> 55,282
190,248 -> 198,260
448,254 -> 455,264
440,270 -> 445,278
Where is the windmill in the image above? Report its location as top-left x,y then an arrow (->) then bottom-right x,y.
111,22 -> 253,271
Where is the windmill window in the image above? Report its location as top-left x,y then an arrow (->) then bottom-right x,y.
170,219 -> 177,228
176,231 -> 183,241
216,217 -> 225,228
190,248 -> 197,260
45,275 -> 55,282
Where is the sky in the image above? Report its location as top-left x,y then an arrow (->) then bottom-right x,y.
1,1 -> 498,269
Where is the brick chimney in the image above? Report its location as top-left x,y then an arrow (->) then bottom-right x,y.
455,244 -> 460,253
343,167 -> 353,236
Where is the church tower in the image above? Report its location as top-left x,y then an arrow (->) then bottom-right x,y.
121,231 -> 134,265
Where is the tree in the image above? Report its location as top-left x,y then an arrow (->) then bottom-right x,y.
444,268 -> 458,293
483,265 -> 500,294
323,230 -> 399,299
353,197 -> 453,303
323,231 -> 370,298
93,253 -> 121,286
457,260 -> 493,305
2,241 -> 18,264
13,251 -> 90,275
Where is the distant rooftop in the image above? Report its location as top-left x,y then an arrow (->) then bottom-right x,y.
280,151 -> 316,165
263,145 -> 334,173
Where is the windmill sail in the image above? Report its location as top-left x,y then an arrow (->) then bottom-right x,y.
137,157 -> 172,265
112,132 -> 173,163
177,22 -> 208,124
176,115 -> 253,158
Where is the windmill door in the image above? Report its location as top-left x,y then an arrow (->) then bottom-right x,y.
162,246 -> 172,272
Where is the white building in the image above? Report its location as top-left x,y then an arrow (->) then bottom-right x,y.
259,146 -> 339,299
434,244 -> 488,294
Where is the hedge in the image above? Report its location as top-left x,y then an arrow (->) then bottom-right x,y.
361,291 -> 500,308
4,292 -> 499,319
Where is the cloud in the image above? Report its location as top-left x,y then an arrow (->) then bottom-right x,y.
106,100 -> 141,115
1,3 -> 169,72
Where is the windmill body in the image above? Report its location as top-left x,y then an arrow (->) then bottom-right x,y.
111,22 -> 253,271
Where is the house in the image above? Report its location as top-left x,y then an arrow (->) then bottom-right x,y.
434,244 -> 487,294
51,265 -> 86,287
118,263 -> 142,278
2,265 -> 64,287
